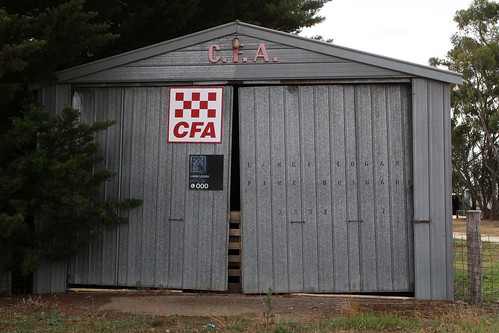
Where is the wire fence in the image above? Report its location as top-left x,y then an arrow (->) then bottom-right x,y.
454,234 -> 499,304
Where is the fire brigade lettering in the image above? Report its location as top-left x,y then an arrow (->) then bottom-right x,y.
208,44 -> 221,62
254,43 -> 270,62
167,87 -> 224,143
208,42 -> 278,64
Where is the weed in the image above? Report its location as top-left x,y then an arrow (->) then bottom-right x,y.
16,295 -> 50,314
150,317 -> 165,327
211,315 -> 248,332
340,297 -> 360,316
327,311 -> 417,331
262,287 -> 275,330
272,323 -> 291,333
432,304 -> 499,333
44,306 -> 65,327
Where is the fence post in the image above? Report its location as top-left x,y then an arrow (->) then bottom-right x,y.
466,210 -> 482,305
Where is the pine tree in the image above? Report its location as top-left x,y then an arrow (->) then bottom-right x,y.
0,106 -> 141,274
0,1 -> 137,276
2,0 -> 332,59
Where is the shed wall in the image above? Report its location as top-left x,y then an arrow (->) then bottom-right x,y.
33,80 -> 455,301
412,79 -> 454,300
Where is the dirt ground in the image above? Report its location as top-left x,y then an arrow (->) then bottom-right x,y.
1,218 -> 496,321
0,290 -> 454,321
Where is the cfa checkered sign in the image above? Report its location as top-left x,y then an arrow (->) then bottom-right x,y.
167,87 -> 224,143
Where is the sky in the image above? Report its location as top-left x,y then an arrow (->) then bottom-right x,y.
300,0 -> 475,66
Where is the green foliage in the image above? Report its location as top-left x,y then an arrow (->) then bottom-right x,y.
0,0 -> 117,69
183,0 -> 330,35
431,0 -> 499,219
0,9 -> 45,123
0,1 -> 128,276
0,105 -> 141,274
1,1 -> 331,59
0,0 -> 118,127
263,288 -> 275,330
27,0 -> 118,82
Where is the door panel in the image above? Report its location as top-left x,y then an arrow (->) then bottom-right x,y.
239,85 -> 413,293
69,86 -> 232,291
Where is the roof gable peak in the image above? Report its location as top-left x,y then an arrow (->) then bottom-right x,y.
55,21 -> 462,85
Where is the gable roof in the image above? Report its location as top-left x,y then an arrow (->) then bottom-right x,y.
55,21 -> 462,85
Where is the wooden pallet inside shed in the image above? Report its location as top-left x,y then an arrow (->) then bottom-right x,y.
228,211 -> 241,293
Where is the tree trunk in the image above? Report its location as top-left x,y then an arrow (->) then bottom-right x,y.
490,174 -> 498,220
0,253 -> 11,296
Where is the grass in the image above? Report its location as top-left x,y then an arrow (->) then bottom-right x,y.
323,311 -> 418,330
453,218 -> 499,303
1,296 -> 498,332
0,294 -> 172,333
453,237 -> 499,303
453,218 -> 499,236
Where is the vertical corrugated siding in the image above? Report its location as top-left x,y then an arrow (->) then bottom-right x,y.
344,85 -> 362,292
269,88 -> 288,292
331,86 -> 350,292
284,87 -> 303,292
69,86 -> 231,291
300,87 -> 319,292
412,79 -> 454,300
240,84 -> 414,294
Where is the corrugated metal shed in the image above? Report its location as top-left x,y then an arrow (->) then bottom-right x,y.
34,21 -> 461,301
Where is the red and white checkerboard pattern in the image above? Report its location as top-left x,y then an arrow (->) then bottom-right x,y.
167,87 -> 224,143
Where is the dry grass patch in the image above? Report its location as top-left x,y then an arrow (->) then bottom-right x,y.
453,218 -> 499,236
